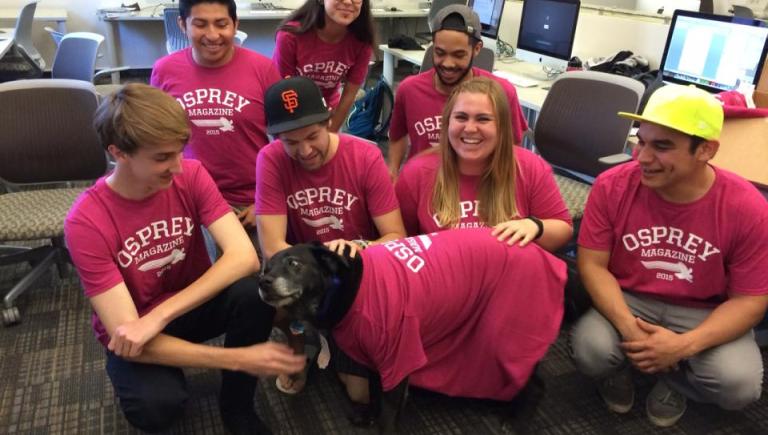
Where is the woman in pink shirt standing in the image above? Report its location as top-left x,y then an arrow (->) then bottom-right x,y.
273,0 -> 374,132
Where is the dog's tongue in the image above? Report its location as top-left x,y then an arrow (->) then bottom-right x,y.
317,334 -> 331,369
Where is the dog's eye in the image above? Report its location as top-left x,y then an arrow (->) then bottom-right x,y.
288,258 -> 302,270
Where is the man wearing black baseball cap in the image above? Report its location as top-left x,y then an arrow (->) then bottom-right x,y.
254,76 -> 405,400
386,4 -> 527,180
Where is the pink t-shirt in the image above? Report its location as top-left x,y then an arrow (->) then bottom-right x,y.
395,149 -> 572,235
64,160 -> 232,346
273,25 -> 372,109
255,134 -> 399,243
332,228 -> 566,398
151,47 -> 280,205
389,68 -> 528,159
579,161 -> 768,307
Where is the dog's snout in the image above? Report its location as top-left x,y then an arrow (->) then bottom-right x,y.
259,274 -> 274,289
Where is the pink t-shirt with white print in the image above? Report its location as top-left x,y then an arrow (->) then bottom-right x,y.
64,160 -> 232,346
389,68 -> 528,159
332,227 -> 566,398
395,149 -> 571,235
151,47 -> 281,205
255,134 -> 399,243
578,161 -> 768,307
273,25 -> 372,109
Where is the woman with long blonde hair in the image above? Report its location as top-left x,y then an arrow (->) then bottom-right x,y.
396,77 -> 572,251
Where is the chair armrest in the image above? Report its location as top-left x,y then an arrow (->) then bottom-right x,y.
598,153 -> 632,166
93,66 -> 131,83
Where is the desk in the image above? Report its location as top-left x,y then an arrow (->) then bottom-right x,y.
101,8 -> 428,74
0,29 -> 14,59
0,8 -> 68,33
378,44 -> 550,113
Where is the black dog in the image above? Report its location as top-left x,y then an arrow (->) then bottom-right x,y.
259,228 -> 566,432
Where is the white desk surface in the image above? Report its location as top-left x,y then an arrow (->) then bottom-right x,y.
0,8 -> 68,22
0,28 -> 14,59
378,44 -> 550,112
102,7 -> 427,21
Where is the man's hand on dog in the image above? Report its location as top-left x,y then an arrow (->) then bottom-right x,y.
236,342 -> 307,377
108,313 -> 166,358
324,239 -> 364,258
491,218 -> 540,247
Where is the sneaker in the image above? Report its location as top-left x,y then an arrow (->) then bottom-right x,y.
597,366 -> 635,413
646,380 -> 687,427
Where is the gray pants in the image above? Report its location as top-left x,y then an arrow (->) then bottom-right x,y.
570,292 -> 763,410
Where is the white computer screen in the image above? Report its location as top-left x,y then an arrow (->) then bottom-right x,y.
469,0 -> 506,39
660,11 -> 768,92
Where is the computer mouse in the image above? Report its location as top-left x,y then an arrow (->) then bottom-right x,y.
387,6 -> 400,12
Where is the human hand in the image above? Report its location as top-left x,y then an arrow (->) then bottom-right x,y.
108,313 -> 165,358
236,205 -> 257,229
491,218 -> 540,247
324,239 -> 363,258
238,342 -> 307,377
620,318 -> 689,374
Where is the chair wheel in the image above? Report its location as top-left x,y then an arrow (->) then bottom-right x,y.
2,307 -> 21,326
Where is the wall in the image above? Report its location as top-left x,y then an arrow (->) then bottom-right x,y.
2,0 -> 670,70
498,0 -> 670,69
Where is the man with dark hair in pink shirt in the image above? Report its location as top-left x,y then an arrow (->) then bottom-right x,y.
387,4 -> 527,180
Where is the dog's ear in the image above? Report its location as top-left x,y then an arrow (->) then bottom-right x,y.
308,243 -> 350,275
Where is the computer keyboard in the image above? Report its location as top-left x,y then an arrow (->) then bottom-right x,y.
493,70 -> 539,88
251,2 -> 277,10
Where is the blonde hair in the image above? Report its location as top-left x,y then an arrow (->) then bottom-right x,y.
431,77 -> 518,227
93,83 -> 189,154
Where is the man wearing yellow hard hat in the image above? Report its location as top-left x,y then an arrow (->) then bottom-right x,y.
569,84 -> 768,427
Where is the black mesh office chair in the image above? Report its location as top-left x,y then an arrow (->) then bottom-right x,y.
0,79 -> 108,326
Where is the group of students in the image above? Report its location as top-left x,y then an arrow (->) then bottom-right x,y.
59,0 -> 768,433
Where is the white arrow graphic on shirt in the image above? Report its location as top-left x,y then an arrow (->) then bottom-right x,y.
138,248 -> 186,272
191,117 -> 234,132
302,215 -> 344,231
641,260 -> 693,283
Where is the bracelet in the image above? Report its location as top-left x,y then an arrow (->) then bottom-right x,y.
352,239 -> 370,249
525,216 -> 544,240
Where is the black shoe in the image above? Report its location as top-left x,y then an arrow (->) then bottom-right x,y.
221,409 -> 273,435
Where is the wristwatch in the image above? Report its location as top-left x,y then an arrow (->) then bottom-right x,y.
525,216 -> 544,240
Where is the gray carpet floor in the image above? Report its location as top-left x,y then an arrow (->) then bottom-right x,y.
2,258 -> 768,435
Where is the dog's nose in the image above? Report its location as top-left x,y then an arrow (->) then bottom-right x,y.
258,274 -> 274,289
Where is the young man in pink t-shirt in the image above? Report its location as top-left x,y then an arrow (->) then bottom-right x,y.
255,76 -> 406,399
64,84 -> 304,434
387,5 -> 527,180
570,85 -> 768,427
151,0 -> 280,237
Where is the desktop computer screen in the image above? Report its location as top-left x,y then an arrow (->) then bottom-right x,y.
516,0 -> 581,70
659,10 -> 768,93
468,0 -> 506,39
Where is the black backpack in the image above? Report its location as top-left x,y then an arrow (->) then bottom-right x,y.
345,78 -> 394,141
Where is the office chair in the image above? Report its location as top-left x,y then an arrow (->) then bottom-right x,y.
532,70 -> 644,221
731,5 -> 755,18
43,26 -> 64,47
13,1 -> 45,70
50,32 -> 129,93
0,79 -> 108,326
163,7 -> 248,54
420,45 -> 495,72
0,43 -> 44,83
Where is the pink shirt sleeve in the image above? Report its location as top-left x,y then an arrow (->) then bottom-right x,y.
254,145 -> 287,215
363,146 -> 400,217
191,162 -> 234,227
395,161 -> 422,235
729,211 -> 768,295
272,29 -> 298,79
577,175 -> 614,251
388,81 -> 409,142
519,152 -> 572,225
346,44 -> 372,86
65,212 -> 125,298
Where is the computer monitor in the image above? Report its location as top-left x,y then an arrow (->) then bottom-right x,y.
516,0 -> 581,71
659,10 -> 768,93
468,0 -> 506,39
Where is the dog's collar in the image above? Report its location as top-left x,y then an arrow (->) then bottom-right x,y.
316,275 -> 343,323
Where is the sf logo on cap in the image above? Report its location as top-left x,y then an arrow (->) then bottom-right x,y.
281,90 -> 299,113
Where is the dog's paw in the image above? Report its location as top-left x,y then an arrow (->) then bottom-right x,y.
347,402 -> 377,427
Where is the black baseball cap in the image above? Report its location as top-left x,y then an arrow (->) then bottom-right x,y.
265,77 -> 331,135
